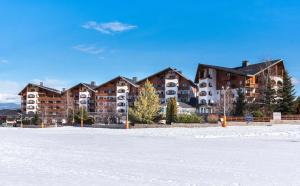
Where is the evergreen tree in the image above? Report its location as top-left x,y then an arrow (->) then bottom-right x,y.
234,88 -> 246,116
74,107 -> 94,124
293,96 -> 300,114
166,97 -> 178,124
129,80 -> 161,123
31,113 -> 40,125
263,77 -> 276,115
276,71 -> 296,114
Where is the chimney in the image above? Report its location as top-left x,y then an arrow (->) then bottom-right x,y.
91,81 -> 96,87
62,88 -> 66,92
242,60 -> 249,67
40,82 -> 43,86
178,70 -> 182,74
132,77 -> 138,83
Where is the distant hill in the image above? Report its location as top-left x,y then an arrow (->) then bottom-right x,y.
0,103 -> 20,110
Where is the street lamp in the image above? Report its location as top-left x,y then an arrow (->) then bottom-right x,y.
222,86 -> 229,127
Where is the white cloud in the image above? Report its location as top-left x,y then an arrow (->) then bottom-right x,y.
32,78 -> 69,91
82,21 -> 137,34
0,81 -> 22,103
0,59 -> 9,64
0,79 -> 69,104
0,93 -> 20,103
73,44 -> 105,55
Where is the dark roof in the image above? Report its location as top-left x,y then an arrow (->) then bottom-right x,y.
18,83 -> 61,95
234,59 -> 282,75
137,67 -> 197,88
195,59 -> 283,82
65,82 -> 97,93
95,76 -> 139,89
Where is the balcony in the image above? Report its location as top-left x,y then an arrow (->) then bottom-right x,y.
166,82 -> 177,87
118,95 -> 125,100
27,94 -> 35,98
117,89 -> 126,93
166,90 -> 176,95
80,94 -> 87,98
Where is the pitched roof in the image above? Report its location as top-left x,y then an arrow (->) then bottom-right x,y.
195,59 -> 284,82
234,59 -> 283,75
137,67 -> 197,88
95,76 -> 139,89
65,82 -> 97,93
18,83 -> 61,95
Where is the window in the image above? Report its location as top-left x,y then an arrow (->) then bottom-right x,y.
28,94 -> 35,98
182,83 -> 187,87
166,82 -> 176,87
208,91 -> 212,96
118,95 -> 125,100
80,94 -> 87,98
80,100 -> 87,104
166,90 -> 176,95
117,102 -> 126,106
200,82 -> 207,88
118,89 -> 126,93
118,108 -> 125,113
28,100 -> 35,104
200,91 -> 207,96
209,82 -> 213,87
227,73 -> 231,77
27,105 -> 35,109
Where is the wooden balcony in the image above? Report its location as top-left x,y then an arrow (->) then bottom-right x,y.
38,97 -> 65,101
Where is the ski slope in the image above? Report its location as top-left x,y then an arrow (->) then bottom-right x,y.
0,125 -> 300,186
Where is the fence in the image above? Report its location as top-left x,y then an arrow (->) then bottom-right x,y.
226,116 -> 272,122
281,115 -> 300,120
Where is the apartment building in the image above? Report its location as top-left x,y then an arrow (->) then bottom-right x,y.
137,67 -> 198,112
195,59 -> 285,114
94,76 -> 139,123
63,82 -> 97,114
18,82 -> 66,124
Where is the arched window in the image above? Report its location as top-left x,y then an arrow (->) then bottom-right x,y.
200,91 -> 207,96
80,100 -> 87,104
28,100 -> 35,104
166,90 -> 176,95
166,82 -> 176,87
200,82 -> 207,88
28,94 -> 35,98
80,94 -> 87,98
27,105 -> 35,109
118,108 -> 125,113
117,102 -> 126,106
118,89 -> 126,93
118,95 -> 125,100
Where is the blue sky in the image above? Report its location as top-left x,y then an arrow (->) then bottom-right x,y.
1,0 -> 300,103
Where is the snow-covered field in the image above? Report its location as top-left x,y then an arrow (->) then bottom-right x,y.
1,125 -> 300,186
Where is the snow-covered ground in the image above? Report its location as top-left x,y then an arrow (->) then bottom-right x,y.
1,125 -> 300,186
